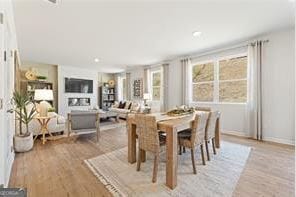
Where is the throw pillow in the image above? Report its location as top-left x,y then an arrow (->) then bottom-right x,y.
128,102 -> 132,109
112,101 -> 119,108
125,101 -> 131,109
119,101 -> 126,109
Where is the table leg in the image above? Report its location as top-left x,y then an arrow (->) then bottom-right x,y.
166,127 -> 178,189
215,117 -> 220,148
128,123 -> 137,163
42,124 -> 46,145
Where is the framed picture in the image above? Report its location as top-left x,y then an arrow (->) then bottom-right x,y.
133,78 -> 143,98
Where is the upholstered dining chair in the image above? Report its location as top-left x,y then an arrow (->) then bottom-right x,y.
204,111 -> 220,161
178,111 -> 209,174
135,114 -> 166,183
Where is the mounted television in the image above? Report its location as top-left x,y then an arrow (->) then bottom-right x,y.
65,78 -> 93,93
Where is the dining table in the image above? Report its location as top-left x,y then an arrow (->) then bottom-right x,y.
127,111 -> 221,189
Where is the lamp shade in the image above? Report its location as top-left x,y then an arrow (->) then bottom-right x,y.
34,89 -> 53,101
143,93 -> 150,100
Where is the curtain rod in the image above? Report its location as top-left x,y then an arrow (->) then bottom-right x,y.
186,39 -> 269,60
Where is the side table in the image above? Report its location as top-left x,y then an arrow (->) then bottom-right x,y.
34,116 -> 55,144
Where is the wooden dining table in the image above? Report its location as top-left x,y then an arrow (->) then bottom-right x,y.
127,112 -> 221,189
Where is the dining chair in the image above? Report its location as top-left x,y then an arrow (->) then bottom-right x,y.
178,111 -> 209,174
204,111 -> 220,161
135,114 -> 166,183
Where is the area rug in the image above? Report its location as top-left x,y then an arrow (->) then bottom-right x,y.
85,141 -> 251,197
100,121 -> 126,132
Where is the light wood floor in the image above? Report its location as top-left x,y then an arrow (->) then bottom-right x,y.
9,124 -> 295,197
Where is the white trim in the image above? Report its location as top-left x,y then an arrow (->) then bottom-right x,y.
190,102 -> 247,105
263,137 -> 295,146
222,130 -> 250,137
217,52 -> 248,62
5,152 -> 14,187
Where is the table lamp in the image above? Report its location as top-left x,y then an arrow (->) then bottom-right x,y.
143,93 -> 150,106
34,89 -> 53,117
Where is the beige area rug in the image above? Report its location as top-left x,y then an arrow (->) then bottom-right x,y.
85,141 -> 251,197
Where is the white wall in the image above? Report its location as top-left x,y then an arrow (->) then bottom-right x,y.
260,28 -> 295,145
58,65 -> 98,117
0,0 -> 18,187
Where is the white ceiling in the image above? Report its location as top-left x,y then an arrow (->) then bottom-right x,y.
12,0 -> 295,73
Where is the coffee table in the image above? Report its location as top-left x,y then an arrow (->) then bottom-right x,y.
98,109 -> 119,122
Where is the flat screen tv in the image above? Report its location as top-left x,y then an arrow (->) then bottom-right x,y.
65,78 -> 93,93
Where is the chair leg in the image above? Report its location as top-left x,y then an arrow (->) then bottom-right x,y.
178,137 -> 182,155
137,148 -> 142,171
212,138 -> 216,155
205,140 -> 210,161
190,148 -> 197,174
152,155 -> 159,183
183,146 -> 186,153
200,144 -> 206,165
179,145 -> 182,155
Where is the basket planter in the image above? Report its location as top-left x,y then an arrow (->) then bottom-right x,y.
14,132 -> 33,153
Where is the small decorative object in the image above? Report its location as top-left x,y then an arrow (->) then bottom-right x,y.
25,69 -> 37,81
36,75 -> 47,81
48,107 -> 55,112
143,106 -> 151,114
34,89 -> 53,117
133,78 -> 143,98
108,79 -> 115,87
166,105 -> 195,116
143,93 -> 150,106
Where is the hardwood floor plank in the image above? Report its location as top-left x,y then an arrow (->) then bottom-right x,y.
9,127 -> 294,197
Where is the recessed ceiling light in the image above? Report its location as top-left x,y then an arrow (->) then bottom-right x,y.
192,31 -> 202,37
94,58 -> 100,62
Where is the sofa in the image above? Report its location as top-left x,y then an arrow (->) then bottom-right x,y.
16,103 -> 66,136
109,101 -> 141,119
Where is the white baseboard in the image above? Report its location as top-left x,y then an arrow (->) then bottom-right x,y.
263,137 -> 295,146
222,130 -> 295,146
221,130 -> 249,137
5,152 -> 14,187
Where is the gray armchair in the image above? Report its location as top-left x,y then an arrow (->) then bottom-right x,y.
67,111 -> 100,141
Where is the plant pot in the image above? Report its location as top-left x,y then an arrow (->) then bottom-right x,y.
14,132 -> 33,153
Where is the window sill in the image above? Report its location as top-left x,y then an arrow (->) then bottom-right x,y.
190,101 -> 247,105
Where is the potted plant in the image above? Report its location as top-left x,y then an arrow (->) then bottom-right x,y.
10,91 -> 36,152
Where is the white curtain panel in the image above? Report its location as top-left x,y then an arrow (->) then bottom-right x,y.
246,41 -> 264,140
143,68 -> 149,93
126,72 -> 131,100
115,74 -> 122,101
181,58 -> 191,105
160,63 -> 169,112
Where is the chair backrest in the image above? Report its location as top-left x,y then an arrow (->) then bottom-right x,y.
135,114 -> 159,154
190,111 -> 209,146
205,111 -> 220,140
68,111 -> 99,131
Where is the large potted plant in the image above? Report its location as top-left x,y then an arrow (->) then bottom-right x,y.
10,91 -> 36,152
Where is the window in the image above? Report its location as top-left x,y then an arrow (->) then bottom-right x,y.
192,62 -> 214,102
191,54 -> 247,103
151,71 -> 161,100
219,56 -> 247,103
